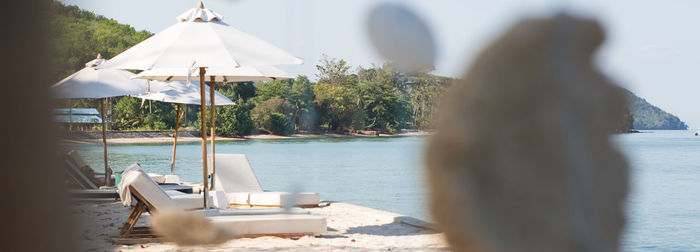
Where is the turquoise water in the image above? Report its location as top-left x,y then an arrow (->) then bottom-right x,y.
615,130 -> 700,251
76,136 -> 431,221
75,130 -> 700,251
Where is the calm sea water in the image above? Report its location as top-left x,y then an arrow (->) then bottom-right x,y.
76,136 -> 431,220
75,130 -> 700,251
615,130 -> 700,251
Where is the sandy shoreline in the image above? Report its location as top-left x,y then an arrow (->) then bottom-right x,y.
66,130 -> 445,250
73,200 -> 448,251
62,130 -> 432,145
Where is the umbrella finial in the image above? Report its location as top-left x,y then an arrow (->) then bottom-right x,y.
86,54 -> 105,67
197,0 -> 204,9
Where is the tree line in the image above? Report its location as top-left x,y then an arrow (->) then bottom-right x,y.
200,56 -> 449,136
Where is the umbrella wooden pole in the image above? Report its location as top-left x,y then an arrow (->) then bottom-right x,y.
100,98 -> 110,187
209,76 -> 216,190
170,104 -> 181,175
199,67 -> 209,209
68,99 -> 72,131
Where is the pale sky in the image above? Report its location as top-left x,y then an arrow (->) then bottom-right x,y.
60,0 -> 700,128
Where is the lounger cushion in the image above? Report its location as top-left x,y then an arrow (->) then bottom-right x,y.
212,154 -> 321,207
66,150 -> 90,170
251,192 -> 320,206
212,154 -> 263,193
216,208 -> 310,215
165,190 -> 186,196
187,208 -> 310,216
124,167 -> 179,212
147,173 -> 166,184
211,190 -> 229,209
118,163 -> 148,206
209,214 -> 326,235
171,194 -> 214,210
224,192 -> 320,207
224,192 -> 251,205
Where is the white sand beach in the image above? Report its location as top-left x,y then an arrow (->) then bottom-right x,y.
73,201 -> 449,251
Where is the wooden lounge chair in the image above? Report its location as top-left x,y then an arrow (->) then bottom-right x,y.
212,154 -> 321,208
63,154 -> 99,190
62,151 -> 123,200
119,164 -> 326,239
64,149 -> 112,186
64,148 -> 191,186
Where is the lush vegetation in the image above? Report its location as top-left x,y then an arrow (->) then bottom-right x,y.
49,1 -> 152,81
624,90 -> 688,130
50,2 -> 448,136
193,57 -> 449,136
51,2 -> 687,136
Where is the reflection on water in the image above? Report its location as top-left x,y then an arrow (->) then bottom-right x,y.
76,131 -> 700,251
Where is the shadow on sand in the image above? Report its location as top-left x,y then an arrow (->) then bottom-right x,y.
345,216 -> 439,236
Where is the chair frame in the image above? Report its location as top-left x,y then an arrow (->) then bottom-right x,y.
119,186 -> 157,238
118,186 -> 317,240
63,157 -> 99,190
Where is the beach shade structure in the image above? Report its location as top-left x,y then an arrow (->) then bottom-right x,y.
51,54 -> 147,187
133,80 -> 234,176
134,65 -> 293,185
100,0 -> 302,208
133,65 -> 294,82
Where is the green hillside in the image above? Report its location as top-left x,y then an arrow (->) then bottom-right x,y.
49,1 -> 152,82
624,89 -> 688,130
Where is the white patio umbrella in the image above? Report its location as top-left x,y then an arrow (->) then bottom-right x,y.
134,65 -> 293,187
99,1 -> 301,70
133,81 -> 234,175
133,65 -> 294,82
51,54 -> 148,187
100,1 -> 302,208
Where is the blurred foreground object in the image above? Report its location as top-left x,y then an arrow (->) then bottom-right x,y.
151,210 -> 235,247
0,0 -> 75,251
426,15 -> 629,251
367,3 -> 435,73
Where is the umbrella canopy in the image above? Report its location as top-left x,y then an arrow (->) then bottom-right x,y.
99,1 -> 302,71
52,54 -> 147,99
134,81 -> 234,106
100,0 -> 303,209
132,65 -> 294,82
51,54 -> 148,188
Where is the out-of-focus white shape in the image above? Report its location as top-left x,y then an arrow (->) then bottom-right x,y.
133,81 -> 234,106
367,4 -> 436,73
133,65 -> 294,82
51,54 -> 147,99
99,1 -> 302,71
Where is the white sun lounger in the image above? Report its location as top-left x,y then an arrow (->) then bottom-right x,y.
118,163 -> 326,238
211,154 -> 321,207
118,163 -> 309,213
117,163 -> 212,210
